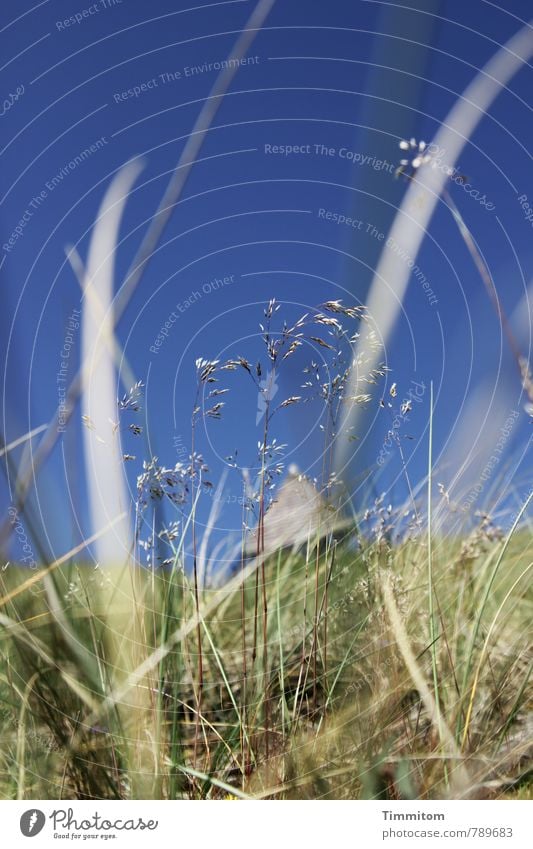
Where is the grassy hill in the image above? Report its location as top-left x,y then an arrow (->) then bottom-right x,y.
0,516 -> 530,800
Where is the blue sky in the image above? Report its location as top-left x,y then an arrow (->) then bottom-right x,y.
1,0 -> 532,561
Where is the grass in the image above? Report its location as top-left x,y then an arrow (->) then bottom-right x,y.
1,2 -> 531,805
0,281 -> 530,804
0,507 -> 531,800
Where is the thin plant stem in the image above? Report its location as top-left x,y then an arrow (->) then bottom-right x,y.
240,487 -> 249,779
312,542 -> 320,713
427,382 -> 448,789
190,399 -> 204,769
444,187 -> 532,403
258,399 -> 271,762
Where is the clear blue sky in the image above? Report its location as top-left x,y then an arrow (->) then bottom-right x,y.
1,0 -> 532,561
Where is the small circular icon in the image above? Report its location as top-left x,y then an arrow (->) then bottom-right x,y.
20,810 -> 46,837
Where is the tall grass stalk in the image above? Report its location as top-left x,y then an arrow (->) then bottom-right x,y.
190,386 -> 204,770
334,19 -> 533,477
381,575 -> 469,796
460,490 -> 533,747
0,0 -> 277,552
427,383 -> 443,742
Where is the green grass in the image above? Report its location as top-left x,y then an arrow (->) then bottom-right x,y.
0,517 -> 531,800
